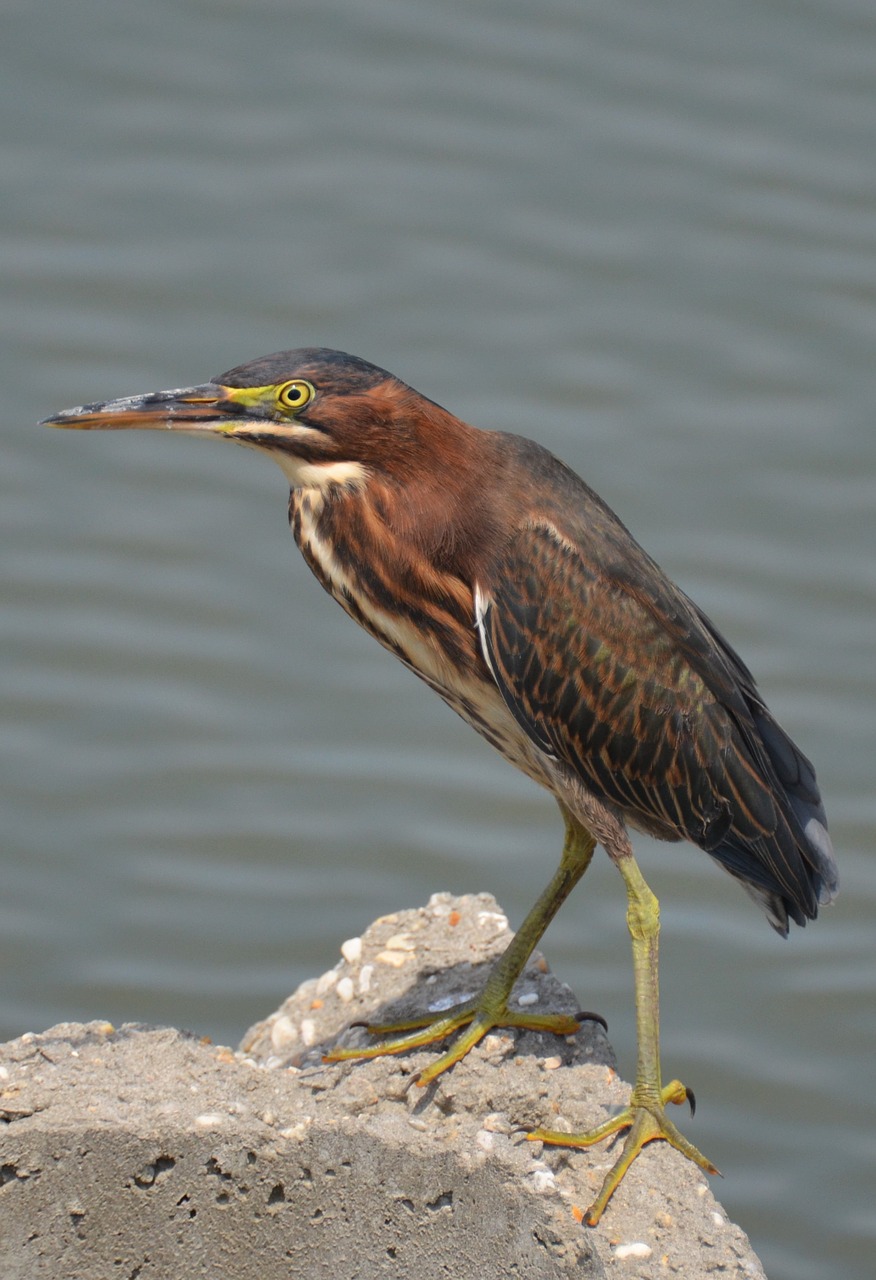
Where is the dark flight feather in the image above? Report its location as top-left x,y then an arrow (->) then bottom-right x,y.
478,440 -> 837,935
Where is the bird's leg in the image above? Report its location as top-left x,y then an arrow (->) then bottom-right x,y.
325,807 -> 597,1084
530,849 -> 718,1225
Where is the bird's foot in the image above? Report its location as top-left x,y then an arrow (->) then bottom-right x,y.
529,1079 -> 719,1226
323,999 -> 583,1086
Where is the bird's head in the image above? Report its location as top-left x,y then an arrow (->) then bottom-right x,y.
42,348 -> 457,493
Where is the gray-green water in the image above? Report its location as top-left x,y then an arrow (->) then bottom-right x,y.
3,2 -> 874,1275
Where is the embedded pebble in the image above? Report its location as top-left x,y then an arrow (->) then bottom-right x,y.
428,992 -> 473,1013
375,950 -> 409,968
340,936 -> 362,965
358,964 -> 374,994
193,1113 -> 227,1129
477,910 -> 508,930
336,976 -> 355,1003
481,1112 -> 511,1133
384,932 -> 415,951
279,1118 -> 313,1141
270,1015 -> 299,1051
475,1129 -> 494,1151
481,1034 -> 508,1056
613,1242 -> 652,1261
517,991 -> 539,1007
300,1019 -> 318,1047
542,1056 -> 562,1070
527,1167 -> 556,1193
316,967 -> 339,995
294,978 -> 318,1003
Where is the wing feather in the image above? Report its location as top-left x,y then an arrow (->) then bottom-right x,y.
477,512 -> 836,933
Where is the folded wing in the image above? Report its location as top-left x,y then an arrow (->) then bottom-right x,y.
476,515 -> 837,934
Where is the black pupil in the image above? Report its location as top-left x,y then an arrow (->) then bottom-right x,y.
286,386 -> 301,402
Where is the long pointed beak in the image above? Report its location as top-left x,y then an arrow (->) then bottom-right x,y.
41,384 -> 240,434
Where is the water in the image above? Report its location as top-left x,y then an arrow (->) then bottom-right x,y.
3,1 -> 875,1275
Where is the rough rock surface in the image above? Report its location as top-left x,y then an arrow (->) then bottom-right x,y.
0,893 -> 766,1279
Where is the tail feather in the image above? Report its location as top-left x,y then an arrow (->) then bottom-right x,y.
754,709 -> 839,908
703,707 -> 837,936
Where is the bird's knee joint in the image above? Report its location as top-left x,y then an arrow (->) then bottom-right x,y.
626,898 -> 659,940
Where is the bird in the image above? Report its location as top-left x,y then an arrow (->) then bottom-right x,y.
43,347 -> 838,1224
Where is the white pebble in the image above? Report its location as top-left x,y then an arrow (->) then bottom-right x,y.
527,1168 -> 556,1193
341,936 -> 362,964
428,992 -> 474,1013
337,976 -> 355,1003
481,1034 -> 507,1055
711,1211 -> 725,1226
279,1118 -> 312,1141
300,1019 -> 318,1047
270,1015 -> 299,1051
193,1113 -> 227,1129
384,932 -> 415,951
517,991 -> 539,1007
475,1129 -> 495,1151
481,1112 -> 511,1133
358,964 -> 374,994
614,1243 -> 652,1261
477,911 -> 508,930
316,967 -> 339,995
375,950 -> 408,967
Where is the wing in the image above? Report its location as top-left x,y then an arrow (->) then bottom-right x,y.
476,515 -> 836,932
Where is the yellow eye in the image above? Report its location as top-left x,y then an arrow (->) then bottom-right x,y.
276,379 -> 315,411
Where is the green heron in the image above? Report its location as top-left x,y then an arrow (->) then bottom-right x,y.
44,348 -> 837,1224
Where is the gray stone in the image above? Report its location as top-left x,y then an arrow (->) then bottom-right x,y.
0,894 -> 766,1279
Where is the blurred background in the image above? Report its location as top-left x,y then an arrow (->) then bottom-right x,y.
2,1 -> 874,1275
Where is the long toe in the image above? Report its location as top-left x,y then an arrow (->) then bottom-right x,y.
324,999 -> 581,1082
530,1086 -> 719,1226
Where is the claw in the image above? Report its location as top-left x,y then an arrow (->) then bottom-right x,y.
575,1010 -> 608,1033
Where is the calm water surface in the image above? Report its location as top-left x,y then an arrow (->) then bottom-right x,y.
3,2 -> 875,1276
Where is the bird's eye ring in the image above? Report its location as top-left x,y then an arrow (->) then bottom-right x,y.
277,379 -> 315,411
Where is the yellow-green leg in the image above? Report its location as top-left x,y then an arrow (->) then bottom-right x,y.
325,806 -> 597,1084
530,849 -> 718,1225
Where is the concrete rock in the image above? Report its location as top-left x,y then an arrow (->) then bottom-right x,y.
0,894 -> 766,1279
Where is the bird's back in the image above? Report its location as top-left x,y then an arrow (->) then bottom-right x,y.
474,434 -> 838,934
